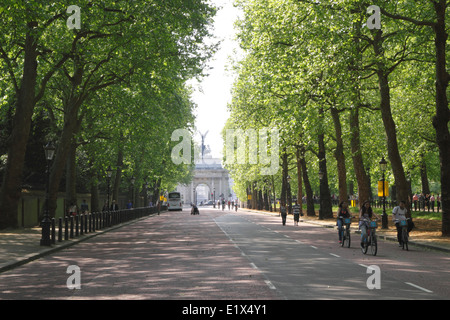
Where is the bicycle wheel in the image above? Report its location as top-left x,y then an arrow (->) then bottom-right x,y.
402,228 -> 409,251
345,229 -> 351,248
340,230 -> 345,247
370,234 -> 377,256
361,236 -> 368,254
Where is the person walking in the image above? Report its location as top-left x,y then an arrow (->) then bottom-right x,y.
280,202 -> 287,226
293,201 -> 300,226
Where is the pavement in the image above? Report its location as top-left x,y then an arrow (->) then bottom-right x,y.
0,213 -> 159,274
1,207 -> 449,275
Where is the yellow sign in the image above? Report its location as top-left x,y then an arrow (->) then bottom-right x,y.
247,195 -> 252,200
378,180 -> 389,197
160,195 -> 164,201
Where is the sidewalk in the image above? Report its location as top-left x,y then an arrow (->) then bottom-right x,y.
239,208 -> 450,253
0,213 -> 158,274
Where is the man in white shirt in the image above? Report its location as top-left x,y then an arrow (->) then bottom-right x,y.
392,200 -> 407,247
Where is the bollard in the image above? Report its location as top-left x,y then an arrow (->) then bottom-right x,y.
70,216 -> 74,238
80,214 -> 84,235
65,216 -> 69,240
75,214 -> 79,237
85,214 -> 88,233
58,217 -> 62,242
51,218 -> 56,244
88,213 -> 91,232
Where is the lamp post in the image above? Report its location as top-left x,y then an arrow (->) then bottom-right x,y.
379,157 -> 388,229
213,187 -> 216,208
106,166 -> 112,213
40,142 -> 56,246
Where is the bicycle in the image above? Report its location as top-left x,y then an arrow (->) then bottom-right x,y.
395,218 -> 410,251
361,218 -> 378,256
339,216 -> 352,248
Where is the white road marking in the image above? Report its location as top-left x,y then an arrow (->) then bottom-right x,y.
265,280 -> 276,290
310,245 -> 318,249
405,282 -> 433,293
329,253 -> 340,258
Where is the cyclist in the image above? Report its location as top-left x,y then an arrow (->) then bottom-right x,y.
359,200 -> 380,248
336,201 -> 351,244
392,200 -> 407,247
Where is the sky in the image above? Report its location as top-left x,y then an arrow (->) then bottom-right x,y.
190,0 -> 242,159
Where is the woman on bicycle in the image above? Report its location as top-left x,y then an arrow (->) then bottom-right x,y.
337,201 -> 351,244
359,201 -> 380,247
392,200 -> 407,247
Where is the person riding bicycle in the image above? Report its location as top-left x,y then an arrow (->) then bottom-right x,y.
359,201 -> 380,248
337,201 -> 351,244
392,200 -> 408,247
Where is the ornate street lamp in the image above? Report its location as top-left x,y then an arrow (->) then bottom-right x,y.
41,142 -> 56,246
379,157 -> 388,229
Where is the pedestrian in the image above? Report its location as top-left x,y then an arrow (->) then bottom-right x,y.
126,200 -> 133,209
392,200 -> 408,247
102,200 -> 108,212
293,201 -> 300,226
80,199 -> 89,214
280,201 -> 287,226
337,201 -> 351,244
110,200 -> 119,211
69,202 -> 78,216
430,194 -> 435,212
413,193 -> 418,211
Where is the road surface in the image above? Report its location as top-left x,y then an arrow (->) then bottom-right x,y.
0,207 -> 448,300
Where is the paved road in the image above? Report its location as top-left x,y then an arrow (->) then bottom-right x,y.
0,207 -> 448,300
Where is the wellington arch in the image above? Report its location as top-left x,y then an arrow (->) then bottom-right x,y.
176,146 -> 234,206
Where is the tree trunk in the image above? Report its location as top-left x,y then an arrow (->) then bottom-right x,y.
349,106 -> 370,205
318,107 -> 333,219
296,146 -> 303,216
330,107 -> 348,203
300,154 -> 315,216
65,141 -> 77,213
0,27 -> 38,229
420,155 -> 431,195
431,1 -> 450,236
372,29 -> 409,207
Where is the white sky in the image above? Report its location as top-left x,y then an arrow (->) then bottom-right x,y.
190,0 -> 242,159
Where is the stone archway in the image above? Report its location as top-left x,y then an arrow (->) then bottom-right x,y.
176,158 -> 231,206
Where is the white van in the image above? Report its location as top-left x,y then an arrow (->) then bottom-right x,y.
168,192 -> 182,211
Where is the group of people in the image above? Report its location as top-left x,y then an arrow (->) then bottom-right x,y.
217,200 -> 239,211
336,200 -> 410,248
412,193 -> 441,212
278,199 -> 411,248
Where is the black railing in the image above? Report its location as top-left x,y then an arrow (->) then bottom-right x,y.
48,206 -> 167,245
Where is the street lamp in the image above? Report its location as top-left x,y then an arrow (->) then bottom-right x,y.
379,157 -> 388,229
40,142 -> 56,246
213,187 -> 216,208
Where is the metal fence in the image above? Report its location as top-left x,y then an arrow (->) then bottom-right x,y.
48,206 -> 167,244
